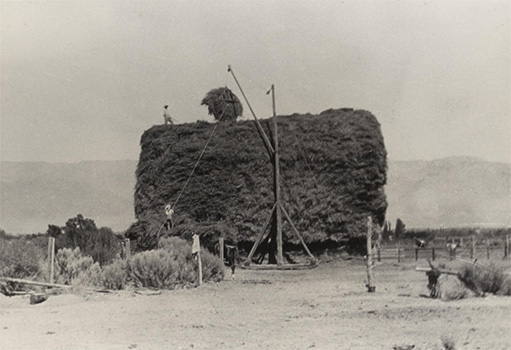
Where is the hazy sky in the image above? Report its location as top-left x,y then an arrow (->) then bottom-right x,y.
1,0 -> 510,163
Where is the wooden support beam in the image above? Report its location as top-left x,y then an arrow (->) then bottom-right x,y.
245,202 -> 277,264
228,65 -> 274,158
280,204 -> 314,260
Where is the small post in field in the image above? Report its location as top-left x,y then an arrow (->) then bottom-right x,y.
365,216 -> 375,292
486,238 -> 490,260
192,234 -> 202,286
432,248 -> 435,261
397,242 -> 401,263
219,236 -> 225,264
377,245 -> 381,262
471,235 -> 476,259
125,238 -> 131,259
505,234 -> 509,259
415,248 -> 419,261
198,252 -> 203,286
47,237 -> 55,284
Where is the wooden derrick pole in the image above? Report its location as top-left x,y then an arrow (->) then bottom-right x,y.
269,84 -> 283,265
228,65 -> 274,159
228,66 -> 314,267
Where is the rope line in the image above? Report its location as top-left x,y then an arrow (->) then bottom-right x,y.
171,102 -> 230,211
155,97 -> 232,246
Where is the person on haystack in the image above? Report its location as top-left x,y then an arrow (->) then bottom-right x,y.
163,105 -> 174,125
164,204 -> 174,231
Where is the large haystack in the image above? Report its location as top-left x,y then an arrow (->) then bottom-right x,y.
131,108 -> 387,247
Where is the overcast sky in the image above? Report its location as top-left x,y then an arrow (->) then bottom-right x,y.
1,0 -> 510,164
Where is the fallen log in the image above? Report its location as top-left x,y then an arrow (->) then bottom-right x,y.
0,277 -> 71,289
415,267 -> 458,275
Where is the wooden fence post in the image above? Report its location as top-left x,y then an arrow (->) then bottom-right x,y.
377,245 -> 381,262
219,236 -> 224,263
192,234 -> 202,286
366,217 -> 375,292
198,251 -> 203,286
432,248 -> 435,261
415,248 -> 418,261
125,238 -> 131,259
48,237 -> 55,284
471,235 -> 475,259
486,238 -> 490,260
504,234 -> 509,259
397,242 -> 401,263
506,234 -> 510,259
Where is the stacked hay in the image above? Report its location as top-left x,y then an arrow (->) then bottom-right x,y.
131,108 -> 387,248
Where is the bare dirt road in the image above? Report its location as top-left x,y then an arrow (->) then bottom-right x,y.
1,259 -> 510,350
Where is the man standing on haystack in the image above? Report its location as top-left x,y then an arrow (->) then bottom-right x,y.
164,204 -> 174,231
163,105 -> 174,125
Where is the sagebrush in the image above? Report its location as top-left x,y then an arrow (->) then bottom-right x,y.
0,237 -> 46,279
457,264 -> 511,296
127,237 -> 224,289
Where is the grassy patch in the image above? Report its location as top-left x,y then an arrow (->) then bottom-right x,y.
457,264 -> 511,296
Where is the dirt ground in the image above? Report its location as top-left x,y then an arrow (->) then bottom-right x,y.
1,258 -> 510,350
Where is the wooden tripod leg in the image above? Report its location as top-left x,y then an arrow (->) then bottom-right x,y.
280,204 -> 315,260
256,232 -> 272,264
246,202 -> 277,264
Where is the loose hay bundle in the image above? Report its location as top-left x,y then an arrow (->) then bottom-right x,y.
129,108 -> 387,249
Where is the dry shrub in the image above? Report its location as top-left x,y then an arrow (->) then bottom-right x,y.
0,238 -> 45,279
497,274 -> 511,296
54,247 -> 102,288
127,237 -> 224,289
200,250 -> 225,283
101,259 -> 128,290
128,249 -> 178,289
440,276 -> 470,301
457,264 -> 508,296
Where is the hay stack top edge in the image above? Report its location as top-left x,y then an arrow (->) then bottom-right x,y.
131,108 -> 387,247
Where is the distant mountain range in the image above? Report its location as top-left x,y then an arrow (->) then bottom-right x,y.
385,157 -> 510,228
0,157 -> 509,234
0,160 -> 136,234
